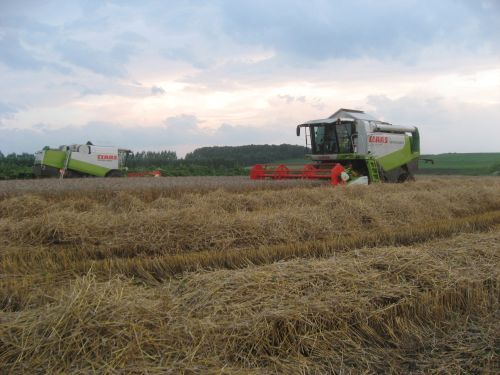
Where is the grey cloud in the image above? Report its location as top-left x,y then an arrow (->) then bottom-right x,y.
115,31 -> 147,44
163,47 -> 214,69
56,39 -> 135,77
366,95 -> 500,153
218,0 -> 500,61
0,15 -> 57,35
164,114 -> 199,129
55,79 -> 150,99
181,57 -> 291,90
0,102 -> 18,126
0,102 -> 18,118
276,94 -> 324,111
2,0 -> 498,80
0,32 -> 71,73
278,95 -> 306,104
151,85 -> 166,95
210,123 -> 284,146
0,32 -> 46,70
64,15 -> 109,33
366,95 -> 450,125
0,114 -> 297,154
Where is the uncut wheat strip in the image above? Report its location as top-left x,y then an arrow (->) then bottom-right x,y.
1,213 -> 498,313
2,179 -> 499,247
0,176 -> 498,204
0,179 -> 500,253
3,180 -> 499,265
1,179 -> 499,258
0,212 -> 481,281
73,210 -> 500,281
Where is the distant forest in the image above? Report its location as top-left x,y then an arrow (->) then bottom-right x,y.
0,144 -> 307,179
0,152 -> 35,179
185,144 -> 308,165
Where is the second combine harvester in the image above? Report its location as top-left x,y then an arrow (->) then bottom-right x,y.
250,108 -> 420,185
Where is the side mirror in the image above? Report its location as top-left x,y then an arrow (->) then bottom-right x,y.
296,126 -> 301,136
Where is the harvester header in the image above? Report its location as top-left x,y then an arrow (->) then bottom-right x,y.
250,108 -> 420,185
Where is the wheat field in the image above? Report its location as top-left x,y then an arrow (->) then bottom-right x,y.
0,176 -> 499,374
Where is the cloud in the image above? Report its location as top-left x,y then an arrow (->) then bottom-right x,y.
275,94 -> 325,111
0,114 -> 298,155
278,94 -> 306,104
366,94 -> 500,153
0,32 -> 72,74
0,32 -> 48,70
56,39 -> 135,77
163,47 -> 214,69
115,31 -> 147,44
151,85 -> 166,95
218,0 -> 500,62
0,14 -> 57,35
0,101 -> 22,126
0,102 -> 18,118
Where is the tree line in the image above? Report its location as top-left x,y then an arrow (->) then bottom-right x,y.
185,144 -> 307,165
0,152 -> 35,179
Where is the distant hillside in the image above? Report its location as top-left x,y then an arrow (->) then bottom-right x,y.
418,153 -> 500,176
185,144 -> 308,165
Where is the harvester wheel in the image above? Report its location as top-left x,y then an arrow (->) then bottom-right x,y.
397,173 -> 409,183
106,170 -> 123,178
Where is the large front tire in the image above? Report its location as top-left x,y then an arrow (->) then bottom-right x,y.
397,172 -> 409,183
106,170 -> 123,177
397,169 -> 415,183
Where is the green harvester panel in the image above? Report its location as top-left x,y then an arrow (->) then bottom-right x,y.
42,150 -> 67,169
41,149 -> 112,177
376,136 -> 420,172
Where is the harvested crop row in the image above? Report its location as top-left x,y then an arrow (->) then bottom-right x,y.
4,209 -> 496,281
1,229 -> 498,374
2,210 -> 499,311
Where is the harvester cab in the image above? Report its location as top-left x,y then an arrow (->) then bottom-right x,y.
250,109 -> 420,185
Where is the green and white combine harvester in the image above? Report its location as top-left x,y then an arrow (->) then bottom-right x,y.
33,143 -> 132,178
250,108 -> 420,185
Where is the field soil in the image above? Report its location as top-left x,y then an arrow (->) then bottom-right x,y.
0,176 -> 499,374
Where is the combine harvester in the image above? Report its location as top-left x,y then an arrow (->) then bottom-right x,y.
250,109 -> 420,185
33,143 -> 160,178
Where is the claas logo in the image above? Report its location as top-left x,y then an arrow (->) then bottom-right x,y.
368,135 -> 388,144
97,154 -> 118,160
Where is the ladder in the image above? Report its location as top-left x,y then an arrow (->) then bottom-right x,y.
366,158 -> 381,183
60,150 -> 71,179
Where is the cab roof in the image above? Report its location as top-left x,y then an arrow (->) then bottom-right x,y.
329,108 -> 378,121
301,108 -> 378,125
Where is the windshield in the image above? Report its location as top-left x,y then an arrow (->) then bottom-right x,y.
311,122 -> 356,154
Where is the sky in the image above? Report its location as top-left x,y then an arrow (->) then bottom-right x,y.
1,0 -> 499,156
